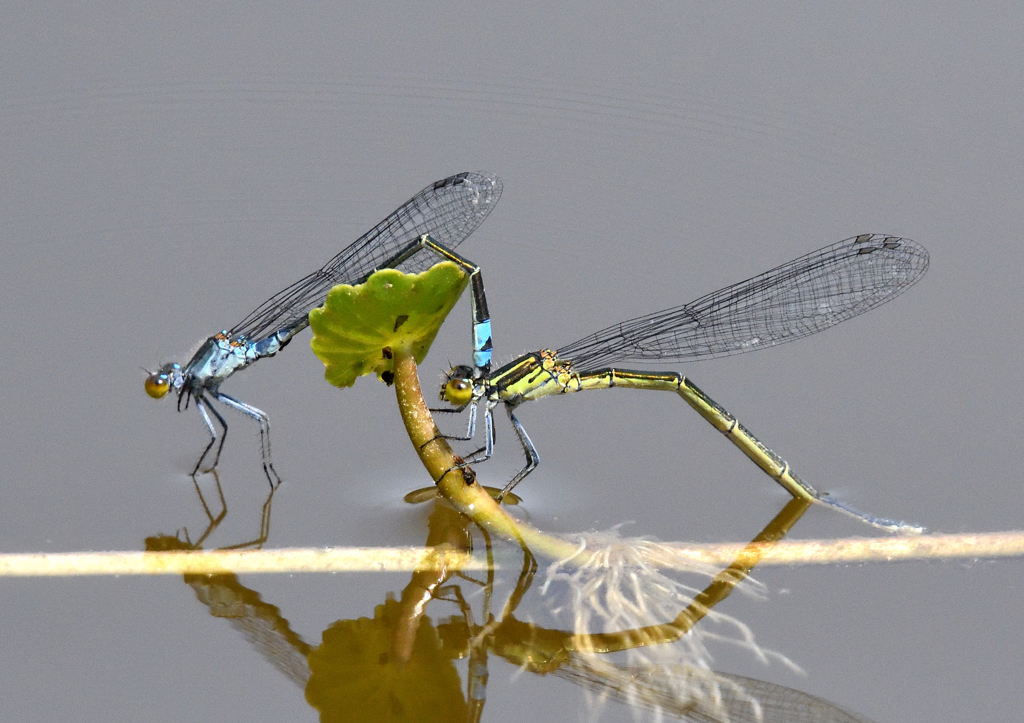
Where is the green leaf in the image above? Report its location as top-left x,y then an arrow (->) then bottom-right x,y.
309,263 -> 470,388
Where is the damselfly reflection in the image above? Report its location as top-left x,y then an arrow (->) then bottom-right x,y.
149,493 -> 877,721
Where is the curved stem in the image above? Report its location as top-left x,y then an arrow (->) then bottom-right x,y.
391,346 -> 579,560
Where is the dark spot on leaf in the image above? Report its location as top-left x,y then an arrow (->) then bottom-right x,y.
389,692 -> 404,715
381,371 -> 395,385
382,346 -> 393,359
393,314 -> 409,331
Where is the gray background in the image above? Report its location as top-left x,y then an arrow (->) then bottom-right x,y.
1,3 -> 1022,721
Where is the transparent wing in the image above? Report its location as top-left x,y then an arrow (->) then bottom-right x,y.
187,574 -> 312,688
557,660 -> 876,723
229,171 -> 502,342
558,234 -> 928,370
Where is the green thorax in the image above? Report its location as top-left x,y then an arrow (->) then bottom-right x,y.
488,349 -> 580,404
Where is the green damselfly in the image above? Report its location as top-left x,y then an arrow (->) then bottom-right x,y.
438,234 -> 929,531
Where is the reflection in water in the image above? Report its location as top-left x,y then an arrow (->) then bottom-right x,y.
169,470 -> 275,550
557,660 -> 876,723
147,531 -> 314,688
146,494 -> 874,722
309,598 -> 469,722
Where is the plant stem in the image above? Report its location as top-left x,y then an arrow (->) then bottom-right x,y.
391,347 -> 579,560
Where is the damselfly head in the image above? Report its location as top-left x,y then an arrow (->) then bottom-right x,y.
144,363 -> 182,399
440,365 -> 475,406
144,371 -> 171,399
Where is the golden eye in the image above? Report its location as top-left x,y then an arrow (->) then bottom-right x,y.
144,373 -> 171,399
442,379 -> 474,406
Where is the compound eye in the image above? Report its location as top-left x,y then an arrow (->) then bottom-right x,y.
442,378 -> 474,406
144,373 -> 171,399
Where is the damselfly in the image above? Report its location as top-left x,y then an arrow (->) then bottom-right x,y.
438,234 -> 928,531
146,172 -> 502,484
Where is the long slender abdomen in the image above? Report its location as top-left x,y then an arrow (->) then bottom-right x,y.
572,368 -> 818,502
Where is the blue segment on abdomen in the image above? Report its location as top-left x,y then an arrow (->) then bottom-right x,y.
473,320 -> 492,369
